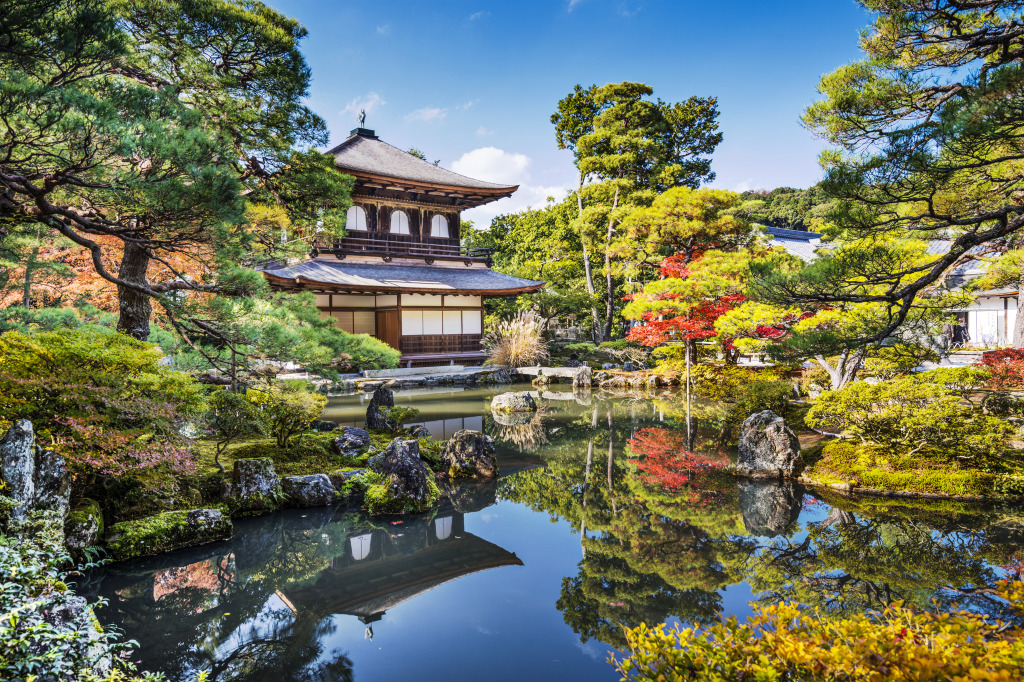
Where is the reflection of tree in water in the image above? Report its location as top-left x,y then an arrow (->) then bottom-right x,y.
500,399 -> 1024,649
747,506 -> 1024,624
501,406 -> 756,650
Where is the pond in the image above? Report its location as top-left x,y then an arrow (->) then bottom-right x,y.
84,384 -> 1024,681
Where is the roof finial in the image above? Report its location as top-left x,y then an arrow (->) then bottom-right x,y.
358,108 -> 366,127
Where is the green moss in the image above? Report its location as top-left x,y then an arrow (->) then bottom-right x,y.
805,440 -> 995,497
67,498 -> 104,535
230,433 -> 342,477
357,470 -> 441,515
105,510 -> 231,561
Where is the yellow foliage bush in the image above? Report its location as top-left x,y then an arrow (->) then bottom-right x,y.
612,580 -> 1024,681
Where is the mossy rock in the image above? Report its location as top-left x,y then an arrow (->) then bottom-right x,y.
65,498 -> 103,557
105,508 -> 232,562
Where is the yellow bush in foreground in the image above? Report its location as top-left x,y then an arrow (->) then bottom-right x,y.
612,581 -> 1024,681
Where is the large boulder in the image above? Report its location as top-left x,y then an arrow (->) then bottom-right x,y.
231,458 -> 281,514
491,410 -> 534,427
737,480 -> 802,538
366,384 -> 396,431
0,420 -> 34,521
365,438 -> 438,514
491,392 -> 537,413
282,474 -> 336,507
443,430 -> 497,480
332,426 -> 371,455
65,499 -> 104,557
105,508 -> 232,561
0,420 -> 71,523
737,410 -> 801,479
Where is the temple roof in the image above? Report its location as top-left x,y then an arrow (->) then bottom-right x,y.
765,226 -> 824,262
326,131 -> 517,208
263,259 -> 545,296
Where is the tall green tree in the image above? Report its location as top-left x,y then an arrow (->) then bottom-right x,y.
0,0 -> 351,343
755,0 -> 1024,348
551,82 -> 722,341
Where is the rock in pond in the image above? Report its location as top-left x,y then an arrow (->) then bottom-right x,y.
443,430 -> 497,480
309,419 -> 339,432
65,499 -> 104,557
282,474 -> 336,507
491,391 -> 537,413
366,384 -> 396,431
491,410 -> 534,427
440,478 -> 498,514
406,424 -> 432,439
736,410 -> 801,478
738,479 -> 802,538
332,426 -> 371,455
105,508 -> 232,561
231,458 -> 281,514
0,419 -> 71,522
365,438 -> 438,514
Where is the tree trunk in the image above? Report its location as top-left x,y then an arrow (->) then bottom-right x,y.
602,183 -> 621,341
21,245 -> 38,307
576,176 -> 603,343
116,240 -> 153,341
815,348 -> 868,391
1015,265 -> 1024,348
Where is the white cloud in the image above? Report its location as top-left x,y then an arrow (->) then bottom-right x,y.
732,178 -> 756,193
475,126 -> 493,136
457,100 -> 479,110
568,0 -> 586,10
452,147 -> 570,226
452,147 -> 530,184
405,106 -> 448,122
340,92 -> 385,124
376,24 -> 390,35
468,11 -> 488,21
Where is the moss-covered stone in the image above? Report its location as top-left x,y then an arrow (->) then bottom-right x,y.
64,498 -> 103,556
105,508 -> 231,561
231,457 -> 282,514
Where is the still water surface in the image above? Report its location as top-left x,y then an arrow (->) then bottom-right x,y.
85,384 -> 1024,681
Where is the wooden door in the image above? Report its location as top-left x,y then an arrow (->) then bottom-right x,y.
375,309 -> 400,351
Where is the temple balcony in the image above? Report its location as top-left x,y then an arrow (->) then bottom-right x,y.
310,234 -> 494,266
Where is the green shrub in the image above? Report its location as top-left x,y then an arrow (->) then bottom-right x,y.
599,339 -> 630,351
354,470 -> 440,515
0,327 -> 205,479
246,380 -> 327,448
726,380 -> 792,425
861,342 -> 941,380
563,342 -> 596,355
0,511 -> 159,680
207,388 -> 268,472
806,375 -> 1013,465
379,406 -> 421,434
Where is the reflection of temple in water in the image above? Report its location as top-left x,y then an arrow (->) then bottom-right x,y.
90,503 -> 522,681
281,512 -> 522,625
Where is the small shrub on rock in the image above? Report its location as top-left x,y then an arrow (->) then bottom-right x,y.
246,380 -> 327,448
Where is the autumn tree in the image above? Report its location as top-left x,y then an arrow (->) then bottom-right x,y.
0,0 -> 351,344
551,83 -> 722,341
754,0 -> 1024,349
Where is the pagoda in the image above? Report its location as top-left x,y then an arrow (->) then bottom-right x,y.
262,127 -> 544,366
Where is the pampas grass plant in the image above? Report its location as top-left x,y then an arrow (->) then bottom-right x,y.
485,311 -> 550,368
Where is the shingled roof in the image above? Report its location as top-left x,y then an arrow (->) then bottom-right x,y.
327,132 -> 518,192
263,259 -> 545,296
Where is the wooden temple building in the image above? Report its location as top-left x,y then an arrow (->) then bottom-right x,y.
262,127 -> 545,366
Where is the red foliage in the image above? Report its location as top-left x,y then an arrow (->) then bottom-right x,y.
628,428 -> 726,490
627,294 -> 746,347
976,349 -> 1024,390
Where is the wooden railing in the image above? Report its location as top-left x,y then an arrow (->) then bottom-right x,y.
400,334 -> 483,355
311,235 -> 494,264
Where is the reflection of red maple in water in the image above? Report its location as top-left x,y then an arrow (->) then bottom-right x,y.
628,428 -> 726,490
152,555 -> 234,611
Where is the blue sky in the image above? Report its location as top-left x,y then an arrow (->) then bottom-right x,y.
269,0 -> 872,225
